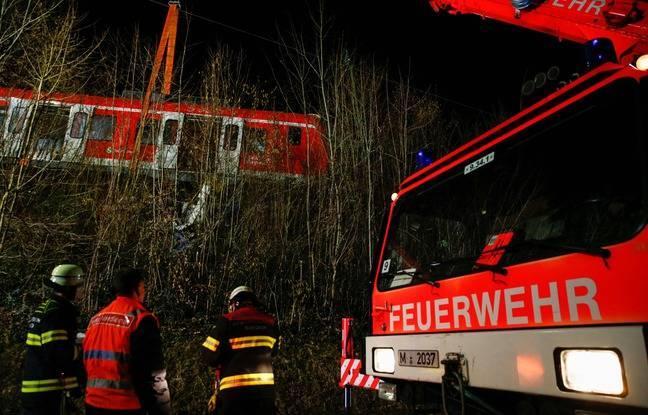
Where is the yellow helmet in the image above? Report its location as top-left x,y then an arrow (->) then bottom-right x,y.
44,264 -> 84,289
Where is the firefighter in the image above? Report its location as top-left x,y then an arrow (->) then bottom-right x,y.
201,286 -> 279,415
20,264 -> 85,415
83,268 -> 171,415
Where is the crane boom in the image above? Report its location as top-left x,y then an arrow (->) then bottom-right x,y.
428,0 -> 648,63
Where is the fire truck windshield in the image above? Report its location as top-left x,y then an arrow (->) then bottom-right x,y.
378,78 -> 646,291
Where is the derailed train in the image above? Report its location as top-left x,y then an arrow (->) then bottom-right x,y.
0,87 -> 328,178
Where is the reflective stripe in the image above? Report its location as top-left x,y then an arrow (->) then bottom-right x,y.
42,329 -> 68,339
202,336 -> 220,352
87,378 -> 133,390
84,349 -> 129,362
41,330 -> 69,343
24,330 -> 68,346
229,335 -> 276,350
219,373 -> 274,390
25,333 -> 41,346
21,377 -> 79,393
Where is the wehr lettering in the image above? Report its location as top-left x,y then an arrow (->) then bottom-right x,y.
387,277 -> 602,333
551,0 -> 606,15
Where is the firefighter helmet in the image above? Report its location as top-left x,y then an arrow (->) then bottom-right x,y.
44,264 -> 84,290
229,285 -> 253,302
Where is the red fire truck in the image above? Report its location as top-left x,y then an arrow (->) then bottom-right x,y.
0,87 -> 328,178
341,0 -> 648,414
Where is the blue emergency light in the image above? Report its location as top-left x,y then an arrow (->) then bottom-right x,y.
584,38 -> 617,70
511,0 -> 532,10
415,149 -> 434,170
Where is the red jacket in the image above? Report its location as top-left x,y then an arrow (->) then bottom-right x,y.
83,296 -> 157,410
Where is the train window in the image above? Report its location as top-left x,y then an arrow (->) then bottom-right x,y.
223,124 -> 239,151
0,105 -> 7,140
243,125 -> 267,154
9,106 -> 28,133
33,104 -> 69,139
288,126 -> 301,145
70,112 -> 88,139
89,115 -> 116,140
137,118 -> 159,145
163,119 -> 179,145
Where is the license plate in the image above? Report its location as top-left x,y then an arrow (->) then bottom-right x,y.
397,350 -> 440,368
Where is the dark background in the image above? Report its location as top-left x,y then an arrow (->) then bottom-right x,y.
79,0 -> 585,115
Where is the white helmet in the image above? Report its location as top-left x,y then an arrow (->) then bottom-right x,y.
229,285 -> 253,302
44,264 -> 84,289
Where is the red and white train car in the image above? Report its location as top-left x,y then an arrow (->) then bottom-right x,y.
0,87 -> 328,178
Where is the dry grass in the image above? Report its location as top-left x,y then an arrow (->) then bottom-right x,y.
0,2 -> 480,414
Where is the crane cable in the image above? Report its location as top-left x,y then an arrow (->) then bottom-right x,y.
145,0 -> 495,116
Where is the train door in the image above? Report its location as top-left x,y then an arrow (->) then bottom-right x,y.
134,113 -> 161,164
156,112 -> 183,169
0,98 -> 9,155
218,117 -> 243,173
31,103 -> 71,162
2,98 -> 33,158
61,104 -> 93,162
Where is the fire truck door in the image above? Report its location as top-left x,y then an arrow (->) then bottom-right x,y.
3,98 -> 33,158
218,117 -> 243,174
156,112 -> 183,169
61,104 -> 93,162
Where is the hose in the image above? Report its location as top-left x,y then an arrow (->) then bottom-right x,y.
441,371 -> 464,415
442,371 -> 506,415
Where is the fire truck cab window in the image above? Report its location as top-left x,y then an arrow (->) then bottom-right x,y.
163,119 -> 179,145
89,115 -> 116,141
288,126 -> 302,145
70,112 -> 88,139
9,106 -> 28,133
243,125 -> 267,154
223,124 -> 239,151
379,78 -> 644,291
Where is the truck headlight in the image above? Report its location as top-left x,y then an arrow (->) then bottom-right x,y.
373,348 -> 395,374
559,349 -> 625,396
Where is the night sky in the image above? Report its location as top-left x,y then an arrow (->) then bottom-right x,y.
79,0 -> 585,116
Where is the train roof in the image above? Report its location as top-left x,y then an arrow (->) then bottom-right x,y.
0,86 -> 321,126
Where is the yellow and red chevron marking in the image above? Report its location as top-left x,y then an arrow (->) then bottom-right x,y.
339,358 -> 381,390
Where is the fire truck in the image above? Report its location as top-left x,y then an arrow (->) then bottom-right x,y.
340,0 -> 648,414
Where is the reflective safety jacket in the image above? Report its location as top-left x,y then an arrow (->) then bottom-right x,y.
83,296 -> 158,411
21,295 -> 81,409
201,306 -> 279,398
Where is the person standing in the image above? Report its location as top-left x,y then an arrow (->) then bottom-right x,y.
201,286 -> 279,415
83,268 -> 171,415
21,264 -> 85,415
